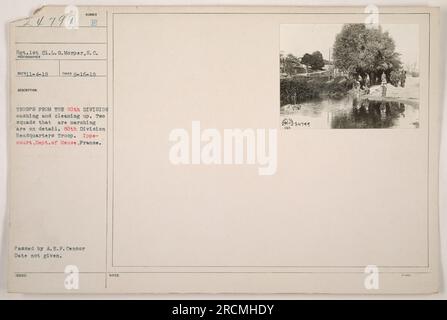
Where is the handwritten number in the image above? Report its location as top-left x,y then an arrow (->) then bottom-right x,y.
59,15 -> 66,26
22,18 -> 31,27
36,16 -> 44,26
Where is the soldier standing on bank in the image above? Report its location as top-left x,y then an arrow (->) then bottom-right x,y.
400,70 -> 407,88
381,72 -> 387,97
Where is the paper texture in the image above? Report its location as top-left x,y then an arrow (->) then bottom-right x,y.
8,5 -> 440,293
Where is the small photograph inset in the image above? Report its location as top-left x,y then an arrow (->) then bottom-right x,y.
280,24 -> 420,129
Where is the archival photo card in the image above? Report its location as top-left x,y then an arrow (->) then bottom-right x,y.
7,6 -> 440,294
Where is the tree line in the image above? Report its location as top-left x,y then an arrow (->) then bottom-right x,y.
281,24 -> 404,86
280,50 -> 325,75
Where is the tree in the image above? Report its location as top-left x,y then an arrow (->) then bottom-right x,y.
300,53 -> 313,73
300,51 -> 325,72
310,51 -> 325,70
332,24 -> 402,85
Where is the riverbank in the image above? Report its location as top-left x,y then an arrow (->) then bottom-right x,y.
360,76 -> 420,107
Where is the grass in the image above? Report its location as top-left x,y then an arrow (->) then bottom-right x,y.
280,76 -> 355,106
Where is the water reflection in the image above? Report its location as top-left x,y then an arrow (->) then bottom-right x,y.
280,96 -> 419,129
332,99 -> 416,129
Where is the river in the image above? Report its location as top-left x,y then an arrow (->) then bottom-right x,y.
280,95 -> 419,129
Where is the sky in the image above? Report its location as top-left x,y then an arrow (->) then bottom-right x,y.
280,24 -> 419,70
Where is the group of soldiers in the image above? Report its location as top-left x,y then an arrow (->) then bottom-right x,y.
353,74 -> 371,94
354,70 -> 407,98
381,70 -> 407,97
